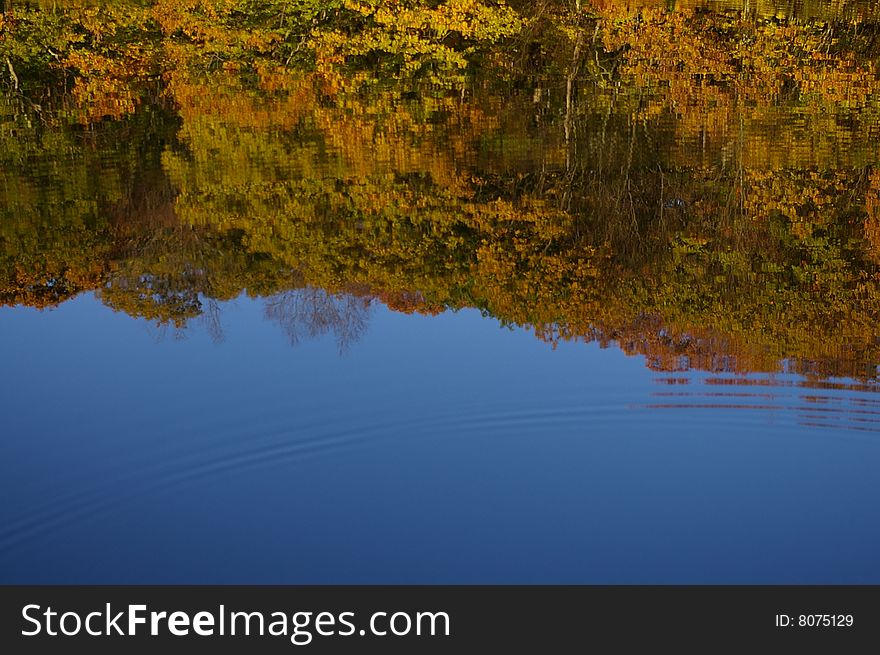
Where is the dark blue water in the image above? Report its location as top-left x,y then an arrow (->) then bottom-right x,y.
2,292 -> 878,583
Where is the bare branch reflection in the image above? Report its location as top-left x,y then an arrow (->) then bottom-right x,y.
201,297 -> 225,344
264,288 -> 372,353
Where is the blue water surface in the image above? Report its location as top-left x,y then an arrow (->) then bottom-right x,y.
1,292 -> 878,583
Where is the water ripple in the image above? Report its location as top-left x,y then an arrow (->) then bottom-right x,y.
643,373 -> 880,436
0,401 -> 633,552
4,373 -> 878,553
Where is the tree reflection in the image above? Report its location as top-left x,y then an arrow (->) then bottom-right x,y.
3,1 -> 880,378
264,288 -> 371,353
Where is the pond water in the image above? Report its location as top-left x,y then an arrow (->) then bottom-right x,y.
1,0 -> 880,583
2,292 -> 879,583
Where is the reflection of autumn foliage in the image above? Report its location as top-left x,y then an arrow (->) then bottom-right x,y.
592,1 -> 880,171
864,170 -> 880,261
64,47 -> 156,122
378,290 -> 444,315
3,1 -> 880,379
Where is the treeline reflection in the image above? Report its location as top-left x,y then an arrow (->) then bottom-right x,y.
2,0 -> 880,378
